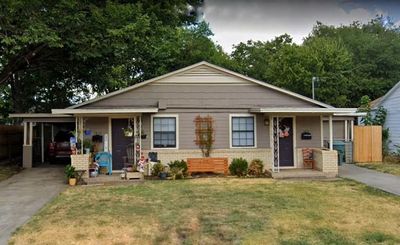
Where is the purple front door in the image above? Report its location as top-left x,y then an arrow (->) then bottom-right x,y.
111,119 -> 133,170
278,117 -> 294,167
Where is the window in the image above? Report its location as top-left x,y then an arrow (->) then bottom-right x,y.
153,117 -> 177,148
231,116 -> 255,147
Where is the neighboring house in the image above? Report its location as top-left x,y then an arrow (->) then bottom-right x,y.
11,62 -> 359,176
371,81 -> 400,153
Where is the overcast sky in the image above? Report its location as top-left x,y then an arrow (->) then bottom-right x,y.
202,0 -> 400,53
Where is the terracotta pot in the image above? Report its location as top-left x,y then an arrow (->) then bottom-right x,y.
69,178 -> 77,186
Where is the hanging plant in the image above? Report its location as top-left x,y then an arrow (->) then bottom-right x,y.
122,127 -> 134,137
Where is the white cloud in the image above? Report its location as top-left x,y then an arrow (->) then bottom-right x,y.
204,0 -> 378,53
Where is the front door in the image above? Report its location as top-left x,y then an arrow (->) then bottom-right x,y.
112,119 -> 133,170
278,117 -> 294,167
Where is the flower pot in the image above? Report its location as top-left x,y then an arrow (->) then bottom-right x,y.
124,131 -> 133,137
159,172 -> 167,180
85,148 -> 91,154
69,178 -> 77,186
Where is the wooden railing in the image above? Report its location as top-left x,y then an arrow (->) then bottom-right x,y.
187,157 -> 228,175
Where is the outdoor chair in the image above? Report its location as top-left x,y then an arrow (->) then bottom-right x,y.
95,152 -> 112,175
123,143 -> 135,170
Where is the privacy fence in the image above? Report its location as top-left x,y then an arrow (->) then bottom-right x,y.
353,126 -> 382,162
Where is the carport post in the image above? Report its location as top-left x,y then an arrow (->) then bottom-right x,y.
22,121 -> 33,168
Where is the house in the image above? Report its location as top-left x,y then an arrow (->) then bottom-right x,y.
11,61 -> 360,177
371,81 -> 400,153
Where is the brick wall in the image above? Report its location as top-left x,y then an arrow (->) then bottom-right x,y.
142,148 -> 272,169
71,154 -> 90,178
313,148 -> 338,177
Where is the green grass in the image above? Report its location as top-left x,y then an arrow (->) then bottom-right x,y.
0,164 -> 21,182
356,162 -> 400,176
10,178 -> 400,245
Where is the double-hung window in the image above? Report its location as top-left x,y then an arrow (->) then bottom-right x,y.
231,116 -> 255,147
153,117 -> 177,148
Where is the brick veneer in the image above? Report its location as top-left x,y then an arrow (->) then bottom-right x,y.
142,148 -> 272,169
71,154 -> 90,179
312,148 -> 338,177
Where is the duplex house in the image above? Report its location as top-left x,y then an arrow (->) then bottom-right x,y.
12,62 -> 358,176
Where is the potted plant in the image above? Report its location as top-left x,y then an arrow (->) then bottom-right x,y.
122,126 -> 134,137
152,162 -> 168,179
83,139 -> 93,154
65,164 -> 76,186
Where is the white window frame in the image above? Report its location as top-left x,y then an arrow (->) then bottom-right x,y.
229,114 -> 257,149
151,114 -> 179,150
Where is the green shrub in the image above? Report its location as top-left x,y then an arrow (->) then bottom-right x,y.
168,160 -> 188,177
229,158 -> 248,177
248,159 -> 264,177
152,162 -> 165,177
64,164 -> 75,179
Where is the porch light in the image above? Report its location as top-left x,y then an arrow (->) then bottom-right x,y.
264,118 -> 270,126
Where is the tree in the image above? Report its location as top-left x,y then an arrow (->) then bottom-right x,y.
306,19 -> 400,106
0,0 -> 204,113
231,34 -> 353,107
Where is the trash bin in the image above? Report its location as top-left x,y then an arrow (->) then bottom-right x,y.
333,140 -> 345,165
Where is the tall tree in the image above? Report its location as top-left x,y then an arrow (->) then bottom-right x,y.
0,0 -> 203,113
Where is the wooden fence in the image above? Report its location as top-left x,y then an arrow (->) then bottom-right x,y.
0,125 -> 23,162
353,126 -> 382,162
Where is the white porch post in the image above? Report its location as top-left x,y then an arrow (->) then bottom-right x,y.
134,115 -> 137,164
320,115 -> 324,148
75,117 -> 78,155
23,121 -> 28,146
29,121 -> 33,146
80,117 -> 84,154
329,115 -> 333,150
350,120 -> 354,141
41,123 -> 44,163
344,120 -> 348,141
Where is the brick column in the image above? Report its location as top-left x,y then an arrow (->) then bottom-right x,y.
71,154 -> 90,179
313,148 -> 338,177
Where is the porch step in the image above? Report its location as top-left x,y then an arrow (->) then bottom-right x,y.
270,169 -> 336,179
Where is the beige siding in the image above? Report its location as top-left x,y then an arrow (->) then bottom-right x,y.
296,116 -> 321,148
141,112 -> 269,150
323,121 -> 346,140
84,117 -> 108,151
82,65 -> 319,109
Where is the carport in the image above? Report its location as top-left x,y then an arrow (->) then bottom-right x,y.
9,113 -> 74,168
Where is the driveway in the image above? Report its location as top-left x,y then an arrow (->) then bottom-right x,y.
0,167 -> 65,244
339,164 -> 400,196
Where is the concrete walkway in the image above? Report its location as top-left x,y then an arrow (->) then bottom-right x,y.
0,167 -> 65,244
339,164 -> 400,196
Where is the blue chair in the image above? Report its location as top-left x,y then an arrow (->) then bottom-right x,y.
95,152 -> 112,175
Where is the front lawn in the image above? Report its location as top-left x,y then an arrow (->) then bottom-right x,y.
356,162 -> 400,176
10,179 -> 400,245
0,164 -> 22,182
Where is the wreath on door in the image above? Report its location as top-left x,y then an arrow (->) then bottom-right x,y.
279,124 -> 290,138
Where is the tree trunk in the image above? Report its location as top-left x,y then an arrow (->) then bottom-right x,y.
10,74 -> 26,113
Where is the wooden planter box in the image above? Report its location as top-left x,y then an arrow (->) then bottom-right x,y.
187,157 -> 228,175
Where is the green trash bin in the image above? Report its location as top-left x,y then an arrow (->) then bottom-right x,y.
333,140 -> 345,165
